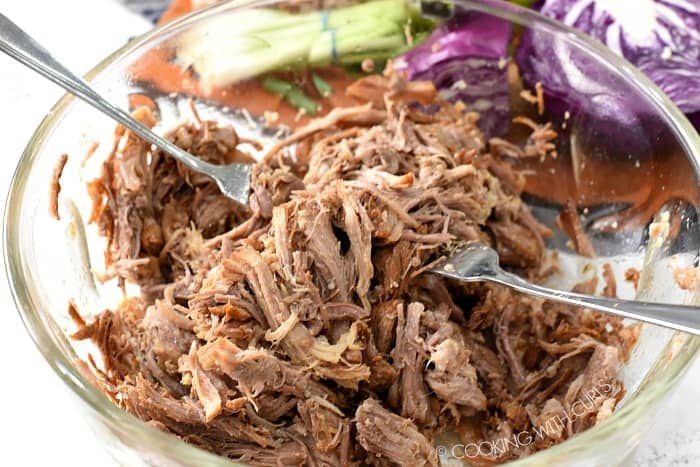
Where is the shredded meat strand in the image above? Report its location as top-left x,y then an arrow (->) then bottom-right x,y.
49,153 -> 68,220
557,200 -> 596,258
625,267 -> 640,291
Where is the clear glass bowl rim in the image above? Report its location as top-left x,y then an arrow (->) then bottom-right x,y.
4,0 -> 700,465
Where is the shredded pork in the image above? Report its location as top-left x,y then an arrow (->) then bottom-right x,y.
49,153 -> 68,220
68,74 -> 636,466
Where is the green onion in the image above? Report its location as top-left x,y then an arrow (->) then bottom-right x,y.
286,88 -> 319,115
262,77 -> 294,95
312,73 -> 333,97
178,0 -> 434,87
262,77 -> 319,115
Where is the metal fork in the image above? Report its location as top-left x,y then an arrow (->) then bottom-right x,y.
0,13 -> 252,204
432,243 -> 700,335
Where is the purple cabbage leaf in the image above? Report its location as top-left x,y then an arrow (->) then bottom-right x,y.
519,0 -> 700,130
395,12 -> 512,136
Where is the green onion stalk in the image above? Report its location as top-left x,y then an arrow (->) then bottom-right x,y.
312,73 -> 333,97
263,77 -> 320,115
178,0 -> 433,88
509,0 -> 538,6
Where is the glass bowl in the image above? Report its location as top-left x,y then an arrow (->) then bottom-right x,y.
4,0 -> 700,466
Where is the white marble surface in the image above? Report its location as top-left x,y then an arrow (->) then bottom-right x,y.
0,1 -> 698,466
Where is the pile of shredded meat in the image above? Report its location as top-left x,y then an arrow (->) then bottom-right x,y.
68,73 -> 637,466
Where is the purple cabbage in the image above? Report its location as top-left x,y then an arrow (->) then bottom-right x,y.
395,12 -> 512,136
518,0 -> 700,131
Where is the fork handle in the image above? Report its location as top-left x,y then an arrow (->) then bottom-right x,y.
0,13 -> 216,176
491,270 -> 700,335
